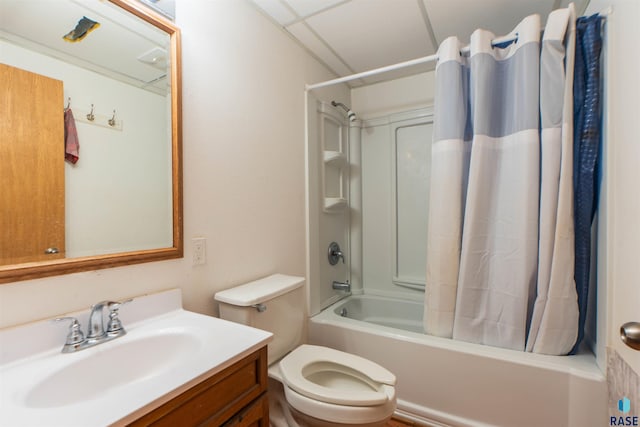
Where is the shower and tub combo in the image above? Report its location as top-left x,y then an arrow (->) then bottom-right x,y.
303,17 -> 607,427
304,99 -> 607,425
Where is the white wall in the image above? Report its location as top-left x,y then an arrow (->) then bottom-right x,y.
1,40 -> 172,257
0,0 -> 348,328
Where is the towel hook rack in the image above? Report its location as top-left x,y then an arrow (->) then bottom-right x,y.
108,110 -> 116,127
66,97 -> 71,110
87,104 -> 95,121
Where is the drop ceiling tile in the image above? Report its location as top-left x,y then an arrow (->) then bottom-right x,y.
284,0 -> 346,18
286,22 -> 353,77
306,0 -> 435,73
423,0 -> 555,45
252,0 -> 297,25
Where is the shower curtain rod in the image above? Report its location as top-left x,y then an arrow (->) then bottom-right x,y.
306,7 -> 611,92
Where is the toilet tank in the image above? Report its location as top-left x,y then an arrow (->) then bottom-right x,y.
214,274 -> 306,365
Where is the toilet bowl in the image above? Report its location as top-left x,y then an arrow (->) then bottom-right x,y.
214,274 -> 397,427
277,345 -> 396,426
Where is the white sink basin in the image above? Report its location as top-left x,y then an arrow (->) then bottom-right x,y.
0,289 -> 272,427
25,331 -> 201,408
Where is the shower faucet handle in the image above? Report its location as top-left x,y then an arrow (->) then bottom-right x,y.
328,242 -> 345,265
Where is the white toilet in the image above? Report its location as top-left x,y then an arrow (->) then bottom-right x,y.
214,274 -> 397,427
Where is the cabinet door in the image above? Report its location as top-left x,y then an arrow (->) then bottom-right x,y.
219,393 -> 269,427
126,347 -> 268,427
0,63 -> 65,264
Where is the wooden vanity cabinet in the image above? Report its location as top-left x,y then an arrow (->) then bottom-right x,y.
127,346 -> 269,427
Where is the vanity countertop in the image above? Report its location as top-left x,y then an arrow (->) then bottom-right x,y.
0,289 -> 272,427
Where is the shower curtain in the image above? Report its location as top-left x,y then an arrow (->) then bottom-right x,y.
571,14 -> 603,355
424,5 -> 579,354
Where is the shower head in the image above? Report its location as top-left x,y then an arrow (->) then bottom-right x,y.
331,101 -> 357,122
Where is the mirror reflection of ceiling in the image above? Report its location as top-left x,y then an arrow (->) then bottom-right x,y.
139,0 -> 175,21
250,0 -> 591,86
0,0 -> 170,95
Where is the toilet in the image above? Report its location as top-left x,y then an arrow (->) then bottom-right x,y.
214,274 -> 397,427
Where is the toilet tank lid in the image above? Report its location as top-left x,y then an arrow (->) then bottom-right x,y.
214,274 -> 305,306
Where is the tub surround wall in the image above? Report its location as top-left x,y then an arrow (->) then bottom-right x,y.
0,0 -> 349,329
306,99 -> 351,316
348,73 -> 436,302
357,108 -> 434,301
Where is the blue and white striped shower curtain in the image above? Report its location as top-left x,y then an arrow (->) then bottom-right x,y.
424,5 -> 579,354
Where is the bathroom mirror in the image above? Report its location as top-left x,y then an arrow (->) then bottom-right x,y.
0,0 -> 182,283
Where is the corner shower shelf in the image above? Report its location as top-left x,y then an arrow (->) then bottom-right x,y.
319,108 -> 348,214
322,151 -> 348,213
323,151 -> 347,167
323,197 -> 348,213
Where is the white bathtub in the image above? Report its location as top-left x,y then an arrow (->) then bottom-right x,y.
309,294 -> 607,427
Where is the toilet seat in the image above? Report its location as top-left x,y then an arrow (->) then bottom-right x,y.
279,345 -> 396,407
283,382 -> 396,425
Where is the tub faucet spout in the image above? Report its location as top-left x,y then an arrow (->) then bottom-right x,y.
332,280 -> 351,292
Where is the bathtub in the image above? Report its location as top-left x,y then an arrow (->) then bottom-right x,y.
309,294 -> 607,427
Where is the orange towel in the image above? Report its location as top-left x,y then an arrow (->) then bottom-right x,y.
64,108 -> 79,164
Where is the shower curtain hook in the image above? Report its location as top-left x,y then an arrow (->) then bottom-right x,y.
108,110 -> 116,127
87,104 -> 95,121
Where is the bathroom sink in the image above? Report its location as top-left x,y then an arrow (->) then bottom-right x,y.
24,331 -> 201,408
0,289 -> 273,427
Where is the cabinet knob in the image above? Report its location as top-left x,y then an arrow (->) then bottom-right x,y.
44,247 -> 59,254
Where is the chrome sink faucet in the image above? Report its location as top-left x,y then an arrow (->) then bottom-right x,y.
87,300 -> 111,340
54,299 -> 131,353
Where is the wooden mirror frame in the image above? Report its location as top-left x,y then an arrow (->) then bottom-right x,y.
0,0 -> 183,284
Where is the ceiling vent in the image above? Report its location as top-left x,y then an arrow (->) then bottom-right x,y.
137,47 -> 168,70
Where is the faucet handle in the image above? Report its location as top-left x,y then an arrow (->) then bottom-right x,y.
106,299 -> 132,336
53,317 -> 85,347
107,298 -> 132,312
328,242 -> 345,265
